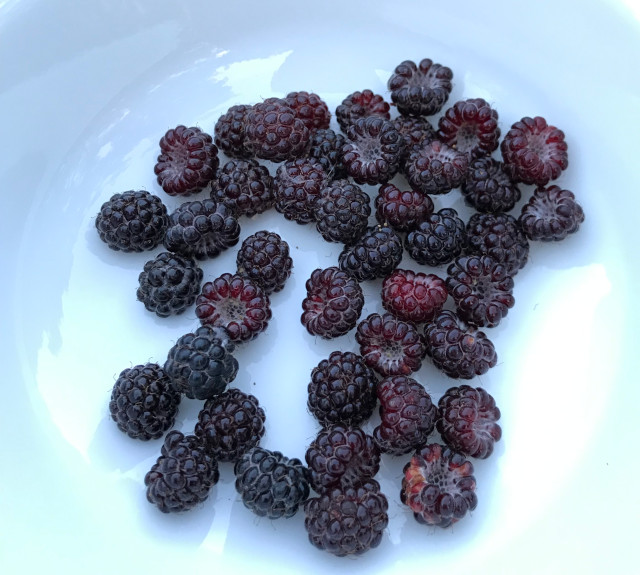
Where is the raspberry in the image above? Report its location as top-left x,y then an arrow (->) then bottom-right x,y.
236,230 -> 293,295
437,385 -> 502,459
213,104 -> 253,159
145,431 -> 219,513
306,128 -> 347,179
500,116 -> 569,186
355,312 -> 425,377
381,268 -> 447,324
405,208 -> 466,267
194,388 -> 266,462
109,363 -> 181,440
95,190 -> 168,252
136,252 -> 203,317
335,89 -> 391,131
519,185 -> 585,241
234,447 -> 310,519
338,225 -> 403,282
164,325 -> 238,400
307,350 -> 377,426
437,98 -> 500,159
305,424 -> 380,493
273,158 -> 329,224
374,375 -> 437,455
341,117 -> 404,185
207,158 -> 274,218
374,183 -> 434,233
462,157 -> 521,213
304,479 -> 389,556
446,255 -> 515,328
423,310 -> 498,379
392,115 -> 437,151
163,199 -> 240,260
284,91 -> 331,131
404,139 -> 469,195
401,443 -> 477,528
244,98 -> 310,162
315,179 -> 371,245
301,267 -> 365,339
154,125 -> 218,196
195,273 -> 271,343
387,58 -> 453,117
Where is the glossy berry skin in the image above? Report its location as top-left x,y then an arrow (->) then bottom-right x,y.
446,255 -> 515,328
519,185 -> 585,241
305,424 -> 380,493
307,351 -> 377,427
236,230 -> 293,295
154,125 -> 218,196
273,158 -> 329,224
305,128 -> 348,179
374,183 -> 434,233
315,179 -> 371,245
373,375 -> 437,455
284,91 -> 331,131
500,116 -> 569,186
437,385 -> 502,459
335,89 -> 391,131
401,443 -> 477,528
95,190 -> 168,252
194,388 -> 266,462
145,431 -> 219,513
404,139 -> 469,195
423,310 -> 497,379
234,447 -> 310,519
338,225 -> 403,282
356,312 -> 425,377
195,273 -> 271,343
301,267 -> 364,339
405,208 -> 466,267
214,103 -> 253,159
387,58 -> 453,117
462,157 -> 521,213
381,268 -> 447,324
392,115 -> 437,152
109,363 -> 181,441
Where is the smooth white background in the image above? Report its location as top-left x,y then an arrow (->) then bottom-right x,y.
1,1 -> 639,573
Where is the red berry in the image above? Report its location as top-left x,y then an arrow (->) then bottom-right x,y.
214,104 -> 253,159
284,91 -> 331,131
381,268 -> 447,324
335,89 -> 390,131
374,183 -> 434,233
273,158 -> 329,224
518,184 -> 584,241
404,139 -> 469,195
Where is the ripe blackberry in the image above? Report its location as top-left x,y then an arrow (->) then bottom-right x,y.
437,98 -> 500,159
423,310 -> 498,379
381,268 -> 448,324
195,273 -> 271,343
207,158 -> 274,218
500,116 -> 569,186
335,89 -> 391,131
446,255 -> 515,328
405,208 -> 466,267
145,431 -> 219,513
136,252 -> 203,317
437,385 -> 502,459
244,98 -> 310,162
307,350 -> 377,426
236,230 -> 293,295
306,128 -> 347,179
234,447 -> 310,519
304,479 -> 388,557
466,212 -> 529,275
373,375 -> 437,455
213,103 -> 253,159
95,190 -> 168,252
109,363 -> 181,440
315,179 -> 371,245
301,267 -> 365,339
154,125 -> 218,196
305,424 -> 380,493
284,91 -> 331,131
392,115 -> 437,152
375,183 -> 434,233
387,58 -> 453,117
404,139 -> 469,195
519,185 -> 585,241
194,388 -> 266,462
401,443 -> 477,528
163,199 -> 240,261
341,117 -> 404,185
164,325 -> 238,400
273,158 -> 329,224
462,157 -> 522,213
355,312 -> 425,377
338,225 -> 403,282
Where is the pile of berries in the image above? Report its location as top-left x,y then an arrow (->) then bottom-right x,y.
96,57 -> 584,559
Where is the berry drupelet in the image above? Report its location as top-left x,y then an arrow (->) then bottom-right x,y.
374,183 -> 434,233
335,89 -> 391,131
519,185 -> 585,241
236,230 -> 293,295
462,157 -> 521,214
381,268 -> 448,324
405,208 -> 466,267
338,225 -> 403,282
315,179 -> 371,245
273,158 -> 329,224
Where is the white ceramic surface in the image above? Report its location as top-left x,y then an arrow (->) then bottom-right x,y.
2,1 -> 639,573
